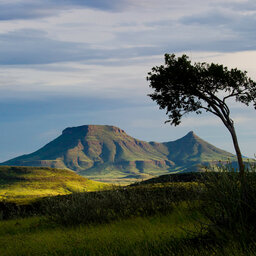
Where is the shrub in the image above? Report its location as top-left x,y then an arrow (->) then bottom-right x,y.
0,201 -> 40,220
41,184 -> 199,226
200,162 -> 256,245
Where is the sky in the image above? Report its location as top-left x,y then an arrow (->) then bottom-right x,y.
0,0 -> 256,162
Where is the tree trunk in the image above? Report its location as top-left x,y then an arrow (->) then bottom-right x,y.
228,125 -> 245,176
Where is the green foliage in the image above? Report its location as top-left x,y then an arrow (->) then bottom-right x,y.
134,172 -> 207,184
1,203 -> 256,256
199,164 -> 256,245
147,54 -> 256,126
40,184 -> 200,225
1,173 -> 256,255
147,53 -> 256,173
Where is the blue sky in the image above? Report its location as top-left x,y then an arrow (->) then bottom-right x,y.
0,0 -> 256,161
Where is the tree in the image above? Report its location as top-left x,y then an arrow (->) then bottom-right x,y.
147,54 -> 256,175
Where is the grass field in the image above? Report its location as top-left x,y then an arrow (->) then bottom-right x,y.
1,202 -> 255,256
0,205 -> 201,256
0,166 -> 108,204
1,169 -> 256,255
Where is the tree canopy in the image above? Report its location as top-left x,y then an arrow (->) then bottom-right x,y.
147,54 -> 256,174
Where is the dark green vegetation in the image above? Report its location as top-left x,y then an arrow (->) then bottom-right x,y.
0,209 -> 208,256
0,166 -> 107,203
201,170 -> 256,244
1,125 -> 236,183
40,183 -> 199,226
147,54 -> 256,174
1,170 -> 256,255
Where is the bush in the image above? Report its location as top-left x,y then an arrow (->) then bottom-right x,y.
200,163 -> 256,245
0,201 -> 40,220
41,184 -> 199,226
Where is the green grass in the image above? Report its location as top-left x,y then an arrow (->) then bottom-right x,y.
0,204 -> 202,256
1,168 -> 256,255
1,203 -> 255,256
0,166 -> 108,203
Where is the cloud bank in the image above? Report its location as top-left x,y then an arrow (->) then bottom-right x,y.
0,0 -> 256,160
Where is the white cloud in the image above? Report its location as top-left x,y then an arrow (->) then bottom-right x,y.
181,51 -> 256,80
181,116 -> 222,128
1,50 -> 256,102
0,0 -> 256,160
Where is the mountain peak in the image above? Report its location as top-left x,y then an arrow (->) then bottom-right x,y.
1,124 -> 236,184
187,131 -> 195,136
62,125 -> 126,135
184,131 -> 197,138
62,125 -> 89,135
171,130 -> 201,144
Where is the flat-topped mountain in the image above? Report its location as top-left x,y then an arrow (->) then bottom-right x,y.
1,125 -> 236,183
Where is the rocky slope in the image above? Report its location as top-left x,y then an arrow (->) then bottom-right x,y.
1,125 -> 236,183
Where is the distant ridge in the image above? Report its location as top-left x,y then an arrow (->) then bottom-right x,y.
1,125 -> 236,183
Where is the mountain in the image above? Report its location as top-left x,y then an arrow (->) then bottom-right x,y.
161,131 -> 235,164
0,166 -> 107,203
1,125 -> 236,183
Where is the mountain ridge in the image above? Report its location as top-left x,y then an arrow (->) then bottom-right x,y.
1,125 -> 236,183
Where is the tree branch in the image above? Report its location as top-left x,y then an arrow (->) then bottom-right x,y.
223,90 -> 247,102
195,90 -> 230,127
200,106 -> 218,116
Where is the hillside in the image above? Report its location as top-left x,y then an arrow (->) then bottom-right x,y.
0,166 -> 107,203
1,125 -> 236,183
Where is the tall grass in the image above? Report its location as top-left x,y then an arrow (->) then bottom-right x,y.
199,162 -> 256,246
0,209 -> 203,256
40,183 -> 200,225
1,207 -> 256,256
2,168 -> 256,255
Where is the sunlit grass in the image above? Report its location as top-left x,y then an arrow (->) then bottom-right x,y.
1,167 -> 256,255
0,203 -> 200,256
1,202 -> 255,256
0,166 -> 109,203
